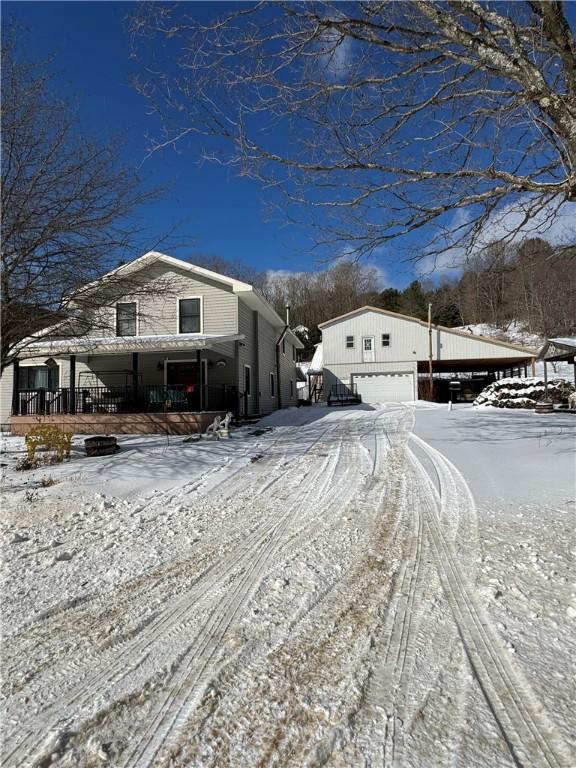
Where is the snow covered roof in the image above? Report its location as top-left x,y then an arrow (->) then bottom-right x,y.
538,337 -> 576,361
308,343 -> 323,373
20,333 -> 245,358
548,337 -> 576,348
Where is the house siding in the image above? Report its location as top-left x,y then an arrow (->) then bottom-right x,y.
279,339 -> 299,409
85,262 -> 239,337
322,309 -> 535,365
3,257 -> 304,431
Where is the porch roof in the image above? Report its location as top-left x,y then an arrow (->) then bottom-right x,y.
21,333 -> 245,358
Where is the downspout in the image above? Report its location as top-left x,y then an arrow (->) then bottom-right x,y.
275,304 -> 290,410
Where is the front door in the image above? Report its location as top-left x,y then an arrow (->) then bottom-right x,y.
165,361 -> 204,409
362,336 -> 375,363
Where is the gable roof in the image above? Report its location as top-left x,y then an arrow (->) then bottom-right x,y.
78,251 -> 304,348
318,305 -> 537,355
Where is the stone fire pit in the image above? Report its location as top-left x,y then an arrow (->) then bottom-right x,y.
84,435 -> 119,457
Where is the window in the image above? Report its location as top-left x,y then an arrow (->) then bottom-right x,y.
382,333 -> 390,347
19,366 -> 59,390
270,372 -> 276,397
244,365 -> 251,396
282,338 -> 286,355
116,302 -> 137,336
292,344 -> 296,361
290,380 -> 294,397
346,336 -> 354,348
179,298 -> 201,333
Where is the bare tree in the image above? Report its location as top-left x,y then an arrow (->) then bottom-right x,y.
130,1 -> 576,262
1,33 -> 163,371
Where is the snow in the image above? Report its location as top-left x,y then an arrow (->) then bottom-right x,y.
2,404 -> 575,767
308,341 -> 323,373
473,376 -> 574,408
456,320 -> 543,349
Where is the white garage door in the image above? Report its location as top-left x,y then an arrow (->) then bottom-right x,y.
354,372 -> 414,403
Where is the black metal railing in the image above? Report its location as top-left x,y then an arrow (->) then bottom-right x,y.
14,384 -> 237,416
327,383 -> 361,406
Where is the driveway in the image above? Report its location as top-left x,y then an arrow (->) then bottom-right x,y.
2,405 -> 574,767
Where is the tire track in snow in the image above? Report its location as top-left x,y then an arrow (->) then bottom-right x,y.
354,437 -> 426,767
407,437 -> 572,768
3,416 -> 362,768
116,424 -> 361,767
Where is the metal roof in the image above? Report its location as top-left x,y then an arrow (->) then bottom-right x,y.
20,333 -> 245,358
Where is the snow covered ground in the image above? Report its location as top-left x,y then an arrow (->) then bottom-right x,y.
1,404 -> 575,767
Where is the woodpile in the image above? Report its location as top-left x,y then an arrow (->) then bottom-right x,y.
473,378 -> 574,409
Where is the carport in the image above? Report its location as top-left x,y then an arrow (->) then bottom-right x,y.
537,337 -> 576,390
416,354 -> 537,402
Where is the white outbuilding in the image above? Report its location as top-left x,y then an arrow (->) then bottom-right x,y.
318,306 -> 537,404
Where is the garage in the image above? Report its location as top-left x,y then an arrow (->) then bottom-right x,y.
353,372 -> 414,403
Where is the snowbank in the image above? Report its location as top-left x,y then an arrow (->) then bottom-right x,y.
473,377 -> 574,409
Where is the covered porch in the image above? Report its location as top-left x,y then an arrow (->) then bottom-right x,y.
11,332 -> 244,434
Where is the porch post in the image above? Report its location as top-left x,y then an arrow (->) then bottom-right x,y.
234,340 -> 240,419
132,352 -> 139,404
197,349 -> 204,410
12,359 -> 20,415
69,355 -> 76,415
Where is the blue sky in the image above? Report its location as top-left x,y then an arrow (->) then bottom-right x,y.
6,2 -> 357,278
5,2 -> 574,289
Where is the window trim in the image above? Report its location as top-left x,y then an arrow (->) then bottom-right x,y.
176,296 -> 203,335
115,300 -> 139,337
381,333 -> 390,347
346,335 -> 355,349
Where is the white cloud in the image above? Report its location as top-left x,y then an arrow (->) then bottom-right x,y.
475,198 -> 575,247
417,198 -> 576,279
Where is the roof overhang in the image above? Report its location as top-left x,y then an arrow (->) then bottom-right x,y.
538,338 -> 576,362
20,333 -> 245,358
418,357 -> 535,374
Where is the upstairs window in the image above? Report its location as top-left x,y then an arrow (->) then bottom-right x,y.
282,338 -> 286,355
346,335 -> 354,348
179,298 -> 201,333
382,333 -> 390,347
116,302 -> 137,336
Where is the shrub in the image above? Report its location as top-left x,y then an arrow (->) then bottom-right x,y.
25,425 -> 73,463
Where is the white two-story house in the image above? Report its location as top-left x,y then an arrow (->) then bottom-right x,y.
2,252 -> 302,434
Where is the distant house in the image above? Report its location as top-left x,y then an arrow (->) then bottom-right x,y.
318,306 -> 537,403
2,252 -> 302,434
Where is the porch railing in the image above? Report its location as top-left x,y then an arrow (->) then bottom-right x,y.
13,384 -> 238,417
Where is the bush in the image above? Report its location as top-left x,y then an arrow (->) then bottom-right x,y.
24,425 -> 73,463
